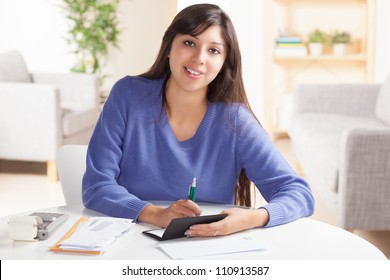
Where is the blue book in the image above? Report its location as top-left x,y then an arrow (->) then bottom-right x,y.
276,37 -> 302,43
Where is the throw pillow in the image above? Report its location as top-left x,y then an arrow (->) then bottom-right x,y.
375,74 -> 390,124
0,50 -> 32,82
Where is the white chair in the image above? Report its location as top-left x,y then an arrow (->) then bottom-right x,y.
57,145 -> 88,205
0,50 -> 99,181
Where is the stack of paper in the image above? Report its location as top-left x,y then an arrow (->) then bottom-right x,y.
50,217 -> 134,254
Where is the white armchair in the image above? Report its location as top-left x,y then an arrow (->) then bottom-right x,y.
0,50 -> 100,180
288,75 -> 390,230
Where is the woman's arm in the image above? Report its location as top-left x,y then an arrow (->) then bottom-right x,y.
82,77 -> 151,220
138,200 -> 202,228
184,207 -> 269,237
235,106 -> 315,228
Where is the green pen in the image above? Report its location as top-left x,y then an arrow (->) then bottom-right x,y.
188,177 -> 196,201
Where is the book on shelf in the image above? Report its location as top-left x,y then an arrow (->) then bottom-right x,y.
276,43 -> 305,47
274,36 -> 307,57
275,36 -> 302,44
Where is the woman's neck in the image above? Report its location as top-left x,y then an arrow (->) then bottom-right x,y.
164,79 -> 207,120
164,79 -> 208,141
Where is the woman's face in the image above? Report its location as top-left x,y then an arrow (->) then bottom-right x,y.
167,25 -> 227,96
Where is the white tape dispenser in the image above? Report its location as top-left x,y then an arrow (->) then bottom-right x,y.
8,212 -> 68,241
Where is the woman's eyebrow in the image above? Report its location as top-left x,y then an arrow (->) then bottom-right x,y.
211,41 -> 225,47
189,35 -> 225,48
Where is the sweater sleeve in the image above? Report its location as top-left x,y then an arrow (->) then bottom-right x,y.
82,77 -> 150,220
235,106 -> 315,227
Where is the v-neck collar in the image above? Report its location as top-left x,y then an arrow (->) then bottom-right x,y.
157,101 -> 216,149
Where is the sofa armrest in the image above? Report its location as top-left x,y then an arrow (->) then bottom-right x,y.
0,83 -> 62,161
31,72 -> 99,111
338,129 -> 390,229
292,84 -> 381,117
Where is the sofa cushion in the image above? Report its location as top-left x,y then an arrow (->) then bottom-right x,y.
62,108 -> 99,137
375,74 -> 390,124
0,50 -> 32,83
288,113 -> 389,194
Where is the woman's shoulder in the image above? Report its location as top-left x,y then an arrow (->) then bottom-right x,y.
107,75 -> 164,105
112,75 -> 164,94
215,102 -> 256,124
210,102 -> 261,137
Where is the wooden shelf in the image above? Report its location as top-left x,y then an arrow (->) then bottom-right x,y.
273,54 -> 367,62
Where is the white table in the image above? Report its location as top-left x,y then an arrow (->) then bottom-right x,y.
0,202 -> 387,260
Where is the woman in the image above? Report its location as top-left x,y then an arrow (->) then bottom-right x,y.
82,4 -> 314,237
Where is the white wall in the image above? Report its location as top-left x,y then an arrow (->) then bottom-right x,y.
228,1 -> 264,122
103,0 -> 177,90
375,0 -> 390,82
0,0 -> 74,72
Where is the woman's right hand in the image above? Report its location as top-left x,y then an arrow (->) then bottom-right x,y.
138,200 -> 202,228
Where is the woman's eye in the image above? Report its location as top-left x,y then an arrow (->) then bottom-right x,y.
184,40 -> 195,47
209,48 -> 220,54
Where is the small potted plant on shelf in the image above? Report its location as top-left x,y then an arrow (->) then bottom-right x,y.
307,28 -> 327,56
330,31 -> 351,56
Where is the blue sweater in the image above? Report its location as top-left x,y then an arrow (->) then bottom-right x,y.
82,76 -> 314,227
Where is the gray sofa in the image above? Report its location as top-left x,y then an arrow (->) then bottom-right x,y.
0,50 -> 100,180
288,75 -> 390,230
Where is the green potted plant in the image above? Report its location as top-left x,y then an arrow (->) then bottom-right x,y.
307,28 -> 327,56
62,0 -> 121,102
330,31 -> 351,56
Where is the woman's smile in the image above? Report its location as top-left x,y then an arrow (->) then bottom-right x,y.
184,66 -> 203,78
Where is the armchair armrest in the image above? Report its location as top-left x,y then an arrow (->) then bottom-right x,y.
0,83 -> 62,161
31,72 -> 99,111
338,129 -> 390,229
292,84 -> 381,117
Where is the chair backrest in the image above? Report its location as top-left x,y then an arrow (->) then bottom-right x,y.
0,50 -> 32,83
57,145 -> 88,205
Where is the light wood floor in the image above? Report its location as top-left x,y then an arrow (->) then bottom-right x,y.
0,138 -> 389,258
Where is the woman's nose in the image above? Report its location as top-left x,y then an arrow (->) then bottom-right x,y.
192,49 -> 206,65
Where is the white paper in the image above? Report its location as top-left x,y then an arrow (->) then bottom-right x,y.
158,234 -> 266,259
59,217 -> 134,251
147,228 -> 165,238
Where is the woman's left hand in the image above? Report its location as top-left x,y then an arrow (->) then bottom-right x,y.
185,207 -> 269,237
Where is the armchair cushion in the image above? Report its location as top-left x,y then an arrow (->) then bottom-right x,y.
289,113 -> 388,193
62,108 -> 99,137
0,50 -> 31,83
375,74 -> 390,124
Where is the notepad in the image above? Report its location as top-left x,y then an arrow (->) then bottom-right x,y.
143,214 -> 227,241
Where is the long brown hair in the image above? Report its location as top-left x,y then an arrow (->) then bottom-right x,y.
140,4 -> 256,207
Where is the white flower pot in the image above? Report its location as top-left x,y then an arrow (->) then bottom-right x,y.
309,43 -> 324,56
332,43 -> 347,56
